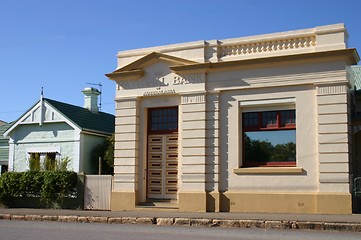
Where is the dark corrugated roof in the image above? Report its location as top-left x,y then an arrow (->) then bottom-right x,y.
44,98 -> 115,135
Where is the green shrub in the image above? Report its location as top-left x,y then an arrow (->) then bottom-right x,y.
56,157 -> 71,171
44,155 -> 55,171
28,153 -> 40,171
0,171 -> 77,208
28,155 -> 71,172
40,171 -> 77,207
0,172 -> 23,199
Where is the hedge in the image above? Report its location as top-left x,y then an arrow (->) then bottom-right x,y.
0,171 -> 78,208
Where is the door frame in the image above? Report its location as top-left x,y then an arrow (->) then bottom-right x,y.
146,106 -> 179,200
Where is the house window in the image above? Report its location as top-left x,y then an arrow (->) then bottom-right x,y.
242,110 -> 296,167
28,152 -> 58,171
148,107 -> 178,134
1,165 -> 8,174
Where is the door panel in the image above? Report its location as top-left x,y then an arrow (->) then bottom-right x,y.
147,134 -> 178,199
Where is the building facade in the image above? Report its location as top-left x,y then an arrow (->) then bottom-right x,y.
4,88 -> 115,174
107,23 -> 359,214
0,121 -> 10,175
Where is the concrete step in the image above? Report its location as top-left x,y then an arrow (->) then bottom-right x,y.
136,200 -> 179,211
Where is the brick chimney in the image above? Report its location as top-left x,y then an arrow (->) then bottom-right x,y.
82,87 -> 100,112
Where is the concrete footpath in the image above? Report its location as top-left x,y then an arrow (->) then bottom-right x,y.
1,208 -> 361,232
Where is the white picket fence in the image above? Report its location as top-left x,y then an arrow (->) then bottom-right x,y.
84,175 -> 112,210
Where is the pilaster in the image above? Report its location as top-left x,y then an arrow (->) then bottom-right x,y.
205,92 -> 220,211
179,92 -> 207,211
112,98 -> 139,209
316,83 -> 351,194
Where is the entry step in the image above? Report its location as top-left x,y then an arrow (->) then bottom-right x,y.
137,200 -> 179,211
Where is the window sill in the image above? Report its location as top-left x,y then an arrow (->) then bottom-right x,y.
233,167 -> 304,175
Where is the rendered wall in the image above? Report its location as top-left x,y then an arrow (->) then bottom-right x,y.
8,123 -> 76,172
109,23 -> 356,213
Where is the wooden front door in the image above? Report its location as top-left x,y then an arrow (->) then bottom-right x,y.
147,134 -> 178,199
147,107 -> 178,200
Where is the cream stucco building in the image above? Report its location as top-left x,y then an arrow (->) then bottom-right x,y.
106,23 -> 360,214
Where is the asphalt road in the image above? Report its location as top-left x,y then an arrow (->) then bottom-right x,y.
1,220 -> 361,240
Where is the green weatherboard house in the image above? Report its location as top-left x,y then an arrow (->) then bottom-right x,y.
0,121 -> 11,175
3,88 -> 115,174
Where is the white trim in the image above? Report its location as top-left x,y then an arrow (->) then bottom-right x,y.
4,100 -> 82,137
240,97 -> 296,107
27,147 -> 60,153
3,102 -> 41,136
16,139 -> 74,144
39,93 -> 44,126
8,142 -> 15,171
239,97 -> 296,112
234,167 -> 303,174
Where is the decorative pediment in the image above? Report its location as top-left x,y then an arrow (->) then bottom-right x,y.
4,100 -> 78,137
105,52 -> 198,80
20,102 -> 63,124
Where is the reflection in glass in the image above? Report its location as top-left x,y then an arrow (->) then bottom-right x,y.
244,130 -> 296,163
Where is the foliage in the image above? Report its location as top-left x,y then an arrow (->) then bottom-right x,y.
56,157 -> 71,171
29,156 -> 70,172
104,133 -> 114,168
44,155 -> 55,171
0,172 -> 23,200
40,171 -> 78,207
28,153 -> 40,171
272,142 -> 296,162
91,134 -> 114,174
0,171 -> 77,208
244,134 -> 296,163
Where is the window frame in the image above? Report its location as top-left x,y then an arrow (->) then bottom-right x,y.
242,109 -> 296,167
27,150 -> 60,171
147,106 -> 179,135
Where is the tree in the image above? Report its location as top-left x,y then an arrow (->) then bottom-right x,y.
272,142 -> 296,162
28,153 -> 40,171
104,133 -> 114,169
90,134 -> 114,175
244,133 -> 296,163
244,134 -> 273,163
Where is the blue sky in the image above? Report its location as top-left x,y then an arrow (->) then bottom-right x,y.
1,0 -> 360,122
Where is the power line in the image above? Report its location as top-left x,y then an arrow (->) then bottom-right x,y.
0,110 -> 27,114
102,102 -> 114,105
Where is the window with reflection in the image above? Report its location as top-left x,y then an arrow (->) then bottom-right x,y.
242,110 -> 296,167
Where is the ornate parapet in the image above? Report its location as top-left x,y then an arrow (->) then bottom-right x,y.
218,35 -> 316,58
110,24 -> 349,72
215,23 -> 347,62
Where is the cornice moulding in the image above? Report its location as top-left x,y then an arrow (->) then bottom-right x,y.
114,52 -> 198,72
170,63 -> 211,74
171,49 -> 359,73
106,69 -> 144,80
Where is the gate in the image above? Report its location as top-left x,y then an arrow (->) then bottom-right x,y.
84,175 -> 112,210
